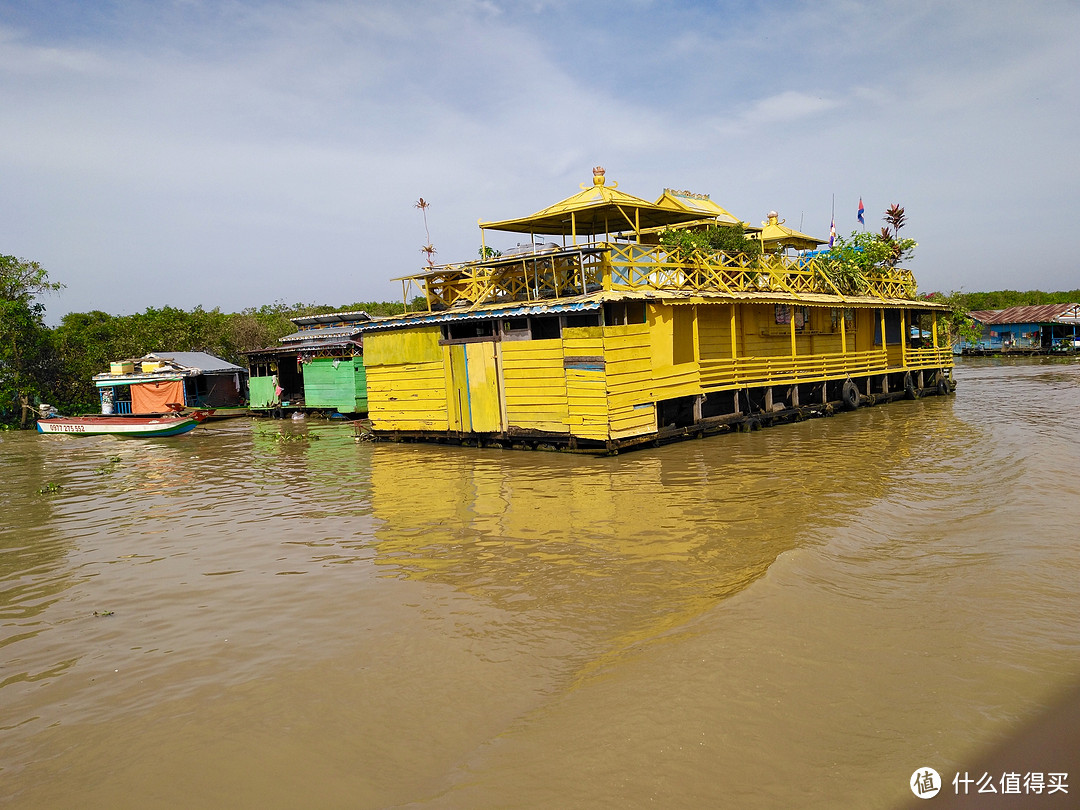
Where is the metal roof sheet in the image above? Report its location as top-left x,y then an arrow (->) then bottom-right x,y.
362,288 -> 943,333
279,325 -> 362,342
290,310 -> 372,326
92,352 -> 244,382
245,338 -> 362,356
361,300 -> 603,331
969,303 -> 1080,325
146,352 -> 245,373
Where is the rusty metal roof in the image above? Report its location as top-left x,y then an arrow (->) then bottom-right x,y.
969,304 -> 1080,325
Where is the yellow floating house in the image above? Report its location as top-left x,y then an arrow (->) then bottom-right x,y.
363,169 -> 953,453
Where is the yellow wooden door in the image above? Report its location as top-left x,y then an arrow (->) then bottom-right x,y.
446,342 -> 503,433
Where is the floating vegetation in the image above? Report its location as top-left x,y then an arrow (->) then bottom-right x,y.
37,482 -> 62,494
95,456 -> 123,475
93,610 -> 114,617
272,431 -> 320,444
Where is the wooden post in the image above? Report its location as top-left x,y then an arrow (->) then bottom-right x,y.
19,393 -> 31,430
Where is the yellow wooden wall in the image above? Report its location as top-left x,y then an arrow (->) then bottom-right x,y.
501,339 -> 569,434
604,323 -> 656,439
563,327 -> 609,440
855,308 -> 876,352
697,304 -> 735,360
647,304 -> 701,405
365,327 -> 450,432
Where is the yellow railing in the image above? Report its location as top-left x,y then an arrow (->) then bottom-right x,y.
604,244 -> 917,299
904,346 -> 955,367
699,345 -> 953,391
404,243 -> 919,311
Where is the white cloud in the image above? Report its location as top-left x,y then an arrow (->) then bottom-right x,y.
716,90 -> 844,136
2,0 -> 1079,321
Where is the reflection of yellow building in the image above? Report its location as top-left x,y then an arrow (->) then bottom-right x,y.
367,398 -> 965,681
367,443 -> 789,677
364,169 -> 953,453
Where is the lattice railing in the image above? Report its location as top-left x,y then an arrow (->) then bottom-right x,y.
405,243 -> 919,310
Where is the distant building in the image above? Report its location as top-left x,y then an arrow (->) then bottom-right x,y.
244,311 -> 373,416
93,352 -> 247,414
961,304 -> 1080,355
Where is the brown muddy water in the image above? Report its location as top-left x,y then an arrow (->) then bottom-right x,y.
2,358 -> 1079,809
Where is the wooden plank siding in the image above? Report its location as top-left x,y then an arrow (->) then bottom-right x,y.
603,324 -> 656,439
563,328 -> 608,439
366,361 -> 449,431
365,328 -> 450,432
303,357 -> 367,413
502,340 -> 569,434
363,300 -> 953,445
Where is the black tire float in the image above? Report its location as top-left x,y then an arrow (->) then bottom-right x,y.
842,378 -> 860,410
904,372 -> 918,399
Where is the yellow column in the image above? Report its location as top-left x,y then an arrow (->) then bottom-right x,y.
900,309 -> 907,367
790,307 -> 797,359
730,304 -> 738,358
730,304 -> 739,384
880,308 -> 887,364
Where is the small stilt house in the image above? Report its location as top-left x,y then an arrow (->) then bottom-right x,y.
93,352 -> 247,415
363,170 -> 953,453
961,304 -> 1080,355
245,311 -> 373,416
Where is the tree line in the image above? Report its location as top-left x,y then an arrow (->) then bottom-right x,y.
0,254 -> 414,426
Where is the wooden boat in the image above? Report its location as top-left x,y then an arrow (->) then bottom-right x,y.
36,410 -> 212,437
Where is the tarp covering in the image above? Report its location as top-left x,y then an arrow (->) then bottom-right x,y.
131,380 -> 185,413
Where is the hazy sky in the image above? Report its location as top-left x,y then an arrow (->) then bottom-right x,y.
2,0 -> 1077,322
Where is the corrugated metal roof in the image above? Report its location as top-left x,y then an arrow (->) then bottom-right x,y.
361,300 -> 603,331
245,339 -> 362,356
361,288 -> 943,333
969,304 -> 1080,325
290,310 -> 372,326
93,352 -> 244,382
148,352 -> 245,373
279,325 -> 361,342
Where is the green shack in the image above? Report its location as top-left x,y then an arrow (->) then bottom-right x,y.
244,310 -> 373,417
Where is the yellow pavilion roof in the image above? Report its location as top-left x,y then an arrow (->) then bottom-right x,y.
754,211 -> 826,250
653,188 -> 744,226
478,168 -> 705,238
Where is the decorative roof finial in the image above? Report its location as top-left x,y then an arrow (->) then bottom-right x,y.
592,166 -> 606,186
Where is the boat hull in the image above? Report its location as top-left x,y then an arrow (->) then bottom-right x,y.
36,415 -> 201,437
